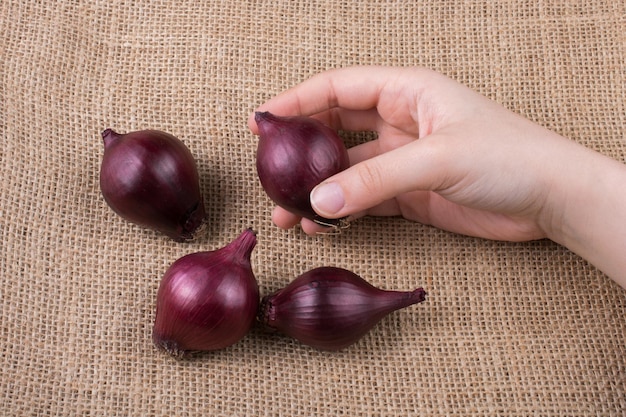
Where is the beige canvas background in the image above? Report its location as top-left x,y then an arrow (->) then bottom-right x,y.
1,0 -> 625,415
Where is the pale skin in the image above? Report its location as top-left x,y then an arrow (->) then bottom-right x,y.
248,66 -> 626,289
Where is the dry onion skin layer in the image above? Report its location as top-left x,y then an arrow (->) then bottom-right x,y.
99,128 -> 206,242
259,266 -> 427,351
152,228 -> 259,358
254,112 -> 350,228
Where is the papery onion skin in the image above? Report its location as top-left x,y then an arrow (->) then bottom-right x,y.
255,112 -> 350,226
152,228 -> 259,357
99,128 -> 206,242
259,266 -> 427,351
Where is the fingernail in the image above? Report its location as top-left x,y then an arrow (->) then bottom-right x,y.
311,182 -> 345,215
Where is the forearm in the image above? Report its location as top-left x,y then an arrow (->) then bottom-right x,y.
542,142 -> 626,289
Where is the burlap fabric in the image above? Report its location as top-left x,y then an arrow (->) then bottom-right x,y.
1,0 -> 625,415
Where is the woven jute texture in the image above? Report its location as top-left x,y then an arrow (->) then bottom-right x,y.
1,0 -> 625,415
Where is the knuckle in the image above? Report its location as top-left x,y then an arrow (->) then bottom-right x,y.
355,160 -> 386,196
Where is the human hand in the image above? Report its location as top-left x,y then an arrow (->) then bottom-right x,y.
249,66 -> 569,240
248,66 -> 626,286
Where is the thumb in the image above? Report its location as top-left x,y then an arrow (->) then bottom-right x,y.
310,138 -> 444,219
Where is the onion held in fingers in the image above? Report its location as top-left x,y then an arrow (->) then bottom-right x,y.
259,266 -> 427,351
99,128 -> 206,241
254,112 -> 350,227
152,229 -> 259,357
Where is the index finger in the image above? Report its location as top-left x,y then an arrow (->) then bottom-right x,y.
247,66 -> 404,133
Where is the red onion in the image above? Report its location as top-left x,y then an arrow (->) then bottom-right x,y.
152,228 -> 259,357
99,128 -> 206,241
255,112 -> 350,226
259,267 -> 427,351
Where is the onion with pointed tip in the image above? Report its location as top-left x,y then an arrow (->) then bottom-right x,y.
255,112 -> 350,226
99,128 -> 206,241
152,229 -> 259,357
259,266 -> 426,350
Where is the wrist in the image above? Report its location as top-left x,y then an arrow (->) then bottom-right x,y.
541,144 -> 626,287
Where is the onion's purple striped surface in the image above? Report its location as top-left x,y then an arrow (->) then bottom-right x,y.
152,229 -> 259,358
99,128 -> 206,241
255,112 -> 350,226
259,266 -> 427,351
